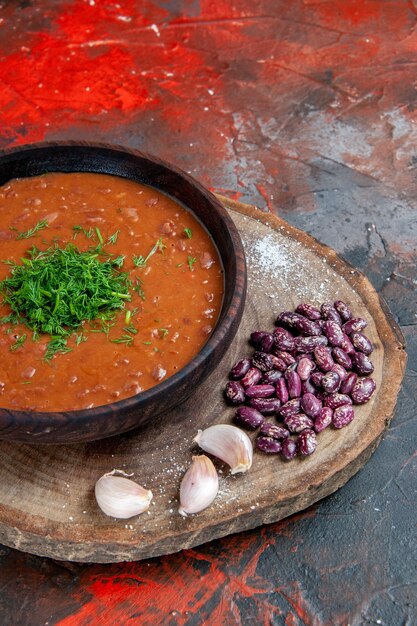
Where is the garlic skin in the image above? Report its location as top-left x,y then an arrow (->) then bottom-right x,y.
194,424 -> 253,474
179,455 -> 219,517
95,473 -> 153,519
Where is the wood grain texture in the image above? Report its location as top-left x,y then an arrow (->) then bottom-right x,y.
0,199 -> 406,563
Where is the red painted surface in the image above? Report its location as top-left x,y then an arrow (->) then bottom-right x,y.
0,1 -> 415,625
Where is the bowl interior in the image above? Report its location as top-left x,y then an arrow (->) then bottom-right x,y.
0,143 -> 246,443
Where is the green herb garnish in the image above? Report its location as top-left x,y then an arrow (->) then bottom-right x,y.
187,256 -> 197,271
123,324 -> 138,335
44,336 -> 72,362
0,243 -> 132,359
133,237 -> 166,268
159,328 -> 169,338
72,225 -> 94,240
133,278 -> 145,300
10,333 -> 27,351
111,334 -> 134,346
107,230 -> 120,245
183,228 -> 192,239
16,220 -> 49,240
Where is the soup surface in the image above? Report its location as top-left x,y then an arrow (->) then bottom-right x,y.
0,172 -> 223,411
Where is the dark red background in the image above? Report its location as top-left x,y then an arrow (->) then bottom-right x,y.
0,1 -> 415,624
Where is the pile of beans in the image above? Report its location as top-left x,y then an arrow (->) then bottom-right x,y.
225,301 -> 376,460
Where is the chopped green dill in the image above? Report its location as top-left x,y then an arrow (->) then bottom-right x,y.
107,230 -> 120,245
187,256 -> 197,271
111,255 -> 125,268
123,324 -> 138,335
111,334 -> 134,346
183,227 -> 192,239
133,237 -> 166,268
0,259 -> 17,266
133,255 -> 146,268
0,243 -> 131,341
44,336 -> 72,362
95,227 -> 104,245
176,263 -> 183,268
143,341 -> 152,345
153,347 -> 159,352
125,310 -> 132,324
16,220 -> 49,240
72,225 -> 94,240
10,333 -> 27,352
22,381 -> 32,385
75,333 -> 88,345
159,328 -> 169,338
133,278 -> 145,300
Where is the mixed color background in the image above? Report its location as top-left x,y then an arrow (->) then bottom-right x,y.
0,1 -> 415,624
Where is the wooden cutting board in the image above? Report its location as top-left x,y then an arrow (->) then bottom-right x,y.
0,199 -> 406,563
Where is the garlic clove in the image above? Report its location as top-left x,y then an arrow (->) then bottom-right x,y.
95,473 -> 153,519
179,455 -> 219,517
194,424 -> 253,474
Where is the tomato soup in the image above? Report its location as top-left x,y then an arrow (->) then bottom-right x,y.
0,173 -> 224,411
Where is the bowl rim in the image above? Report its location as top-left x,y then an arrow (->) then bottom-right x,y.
0,141 -> 247,426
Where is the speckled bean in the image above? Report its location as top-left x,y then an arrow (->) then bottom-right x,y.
281,438 -> 298,460
230,357 -> 251,380
323,320 -> 345,347
294,335 -> 328,353
340,371 -> 358,395
251,351 -> 274,372
269,355 -> 288,371
284,413 -> 314,433
314,406 -> 333,432
276,378 -> 289,404
334,300 -> 352,322
324,392 -> 352,410
295,303 -> 321,320
321,303 -> 342,324
297,356 -> 315,380
260,422 -> 289,439
235,406 -> 265,429
332,404 -> 355,429
273,350 -> 296,365
314,345 -> 334,372
245,384 -> 276,398
300,392 -> 322,418
321,371 -> 341,393
273,326 -> 295,351
332,347 -> 352,369
261,369 -> 283,384
297,428 -> 317,455
351,377 -> 376,404
351,332 -> 373,355
241,367 -> 262,388
286,370 -> 301,399
351,352 -> 374,375
331,363 -> 348,382
342,317 -> 367,335
248,397 -> 282,414
225,381 -> 245,404
279,398 -> 301,418
311,371 -> 324,387
256,436 -> 282,454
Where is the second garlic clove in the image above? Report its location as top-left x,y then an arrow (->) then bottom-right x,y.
179,455 -> 219,517
95,473 -> 153,519
194,424 -> 253,474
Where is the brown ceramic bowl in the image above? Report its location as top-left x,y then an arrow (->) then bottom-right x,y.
0,143 -> 246,443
